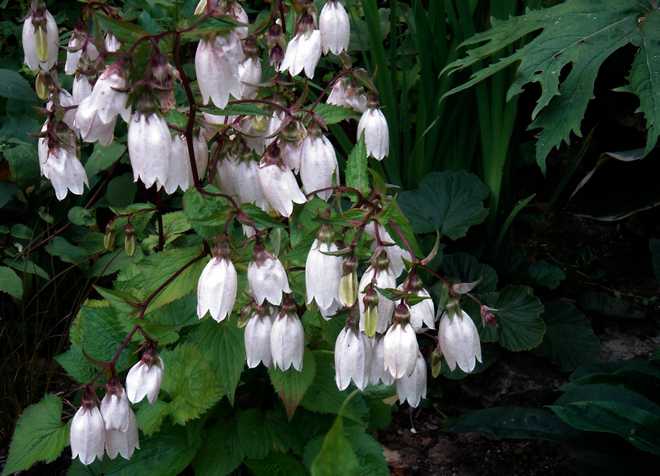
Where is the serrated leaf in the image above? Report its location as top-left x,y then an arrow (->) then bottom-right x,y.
488,285 -> 545,351
135,400 -> 169,436
182,186 -> 233,238
269,350 -> 317,418
313,103 -> 359,125
398,171 -> 489,239
186,320 -> 245,403
193,417 -> 244,476
345,136 -> 369,195
445,1 -> 656,172
55,346 -> 97,384
160,343 -> 223,424
237,409 -> 273,459
3,394 -> 68,476
310,417 -> 359,476
0,266 -> 22,299
246,452 -> 307,476
78,302 -> 133,370
537,301 -> 600,371
528,260 -> 566,290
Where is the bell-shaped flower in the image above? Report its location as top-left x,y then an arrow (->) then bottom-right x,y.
38,124 -> 88,201
438,305 -> 482,373
126,350 -> 164,404
105,409 -> 140,460
245,308 -> 274,368
279,14 -> 321,79
319,0 -> 350,55
238,54 -> 262,99
65,31 -> 99,75
383,304 -> 419,379
70,400 -> 106,465
358,254 -> 396,334
127,112 -> 172,189
73,75 -> 93,104
216,153 -> 240,198
22,7 -> 58,72
300,132 -> 338,200
164,133 -> 209,194
100,382 -> 130,432
226,0 -> 249,39
257,147 -> 306,217
234,158 -> 269,211
364,222 -> 411,277
248,245 -> 291,305
396,351 -> 427,407
195,33 -> 244,108
105,33 -> 122,53
397,274 -> 435,330
279,120 -> 307,173
334,326 -> 371,390
76,64 -> 131,125
357,106 -> 389,160
305,232 -> 342,314
271,306 -> 305,371
327,78 -> 367,112
197,241 -> 237,322
368,335 -> 394,385
47,90 -> 76,130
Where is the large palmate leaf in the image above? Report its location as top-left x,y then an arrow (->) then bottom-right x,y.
443,0 -> 660,171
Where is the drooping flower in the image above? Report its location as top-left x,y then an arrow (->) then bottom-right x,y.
163,133 -> 209,194
100,381 -> 131,432
280,120 -> 307,173
70,391 -> 105,466
105,409 -> 140,460
396,351 -> 427,407
38,123 -> 88,201
195,33 -> 244,108
244,306 -> 274,368
127,112 -> 172,189
65,29 -> 99,75
248,243 -> 291,306
126,349 -> 164,404
225,0 -> 249,39
216,152 -> 240,198
368,335 -> 394,385
257,145 -> 306,217
357,105 -> 389,160
319,0 -> 350,55
305,228 -> 342,315
383,303 -> 419,379
334,326 -> 371,390
234,157 -> 269,211
238,37 -> 262,99
438,302 -> 482,373
72,75 -> 93,105
364,222 -> 411,277
327,77 -> 367,112
22,6 -> 58,72
279,13 -> 321,79
197,240 -> 238,322
300,130 -> 338,200
104,33 -> 121,53
358,252 -> 396,335
398,273 -> 435,330
270,301 -> 305,371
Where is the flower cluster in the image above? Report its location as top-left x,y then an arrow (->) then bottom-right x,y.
22,0 -> 487,465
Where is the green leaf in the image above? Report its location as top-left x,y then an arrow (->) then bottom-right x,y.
85,142 -> 126,177
246,452 -> 307,476
185,320 -> 245,403
528,260 -> 566,290
440,253 -> 498,294
55,346 -> 97,384
78,301 -> 133,370
193,417 -> 244,476
3,142 -> 40,186
68,207 -> 96,226
3,394 -> 68,476
135,400 -> 170,437
182,186 -> 232,238
0,69 -> 36,102
443,1 -> 651,171
0,182 -> 18,208
96,14 -> 148,44
313,104 -> 359,125
310,417 -> 359,476
237,409 -> 274,459
345,136 -> 370,195
106,174 -> 137,208
537,301 -> 600,371
269,350 -> 317,418
398,171 -> 489,239
160,343 -> 223,424
446,406 -> 580,442
5,258 -> 49,280
0,266 -> 22,299
487,286 -> 545,351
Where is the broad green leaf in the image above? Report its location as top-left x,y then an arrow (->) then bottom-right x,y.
85,143 -> 126,177
3,142 -> 40,186
135,400 -> 170,437
246,452 -> 307,476
443,1 -> 655,171
106,174 -> 137,208
537,301 -> 600,371
313,104 -> 359,125
182,186 -> 233,238
486,286 -> 545,351
68,207 -> 96,226
310,417 -> 359,476
160,343 -> 223,424
237,409 -> 273,459
269,350 -> 317,418
0,266 -> 22,299
0,69 -> 37,102
193,418 -> 244,476
398,171 -> 489,239
528,260 -> 566,290
5,258 -> 49,280
55,346 -> 98,384
77,301 -> 134,370
96,14 -> 148,44
45,236 -> 103,265
440,252 -> 498,294
446,406 -> 580,442
345,136 -> 369,195
3,394 -> 68,476
185,320 -> 245,403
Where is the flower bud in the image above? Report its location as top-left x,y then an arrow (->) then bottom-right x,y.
35,72 -> 49,100
396,351 -> 427,408
126,349 -> 164,404
334,326 -> 371,390
338,255 -> 358,307
270,310 -> 305,371
123,223 -> 136,257
104,226 -> 116,251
